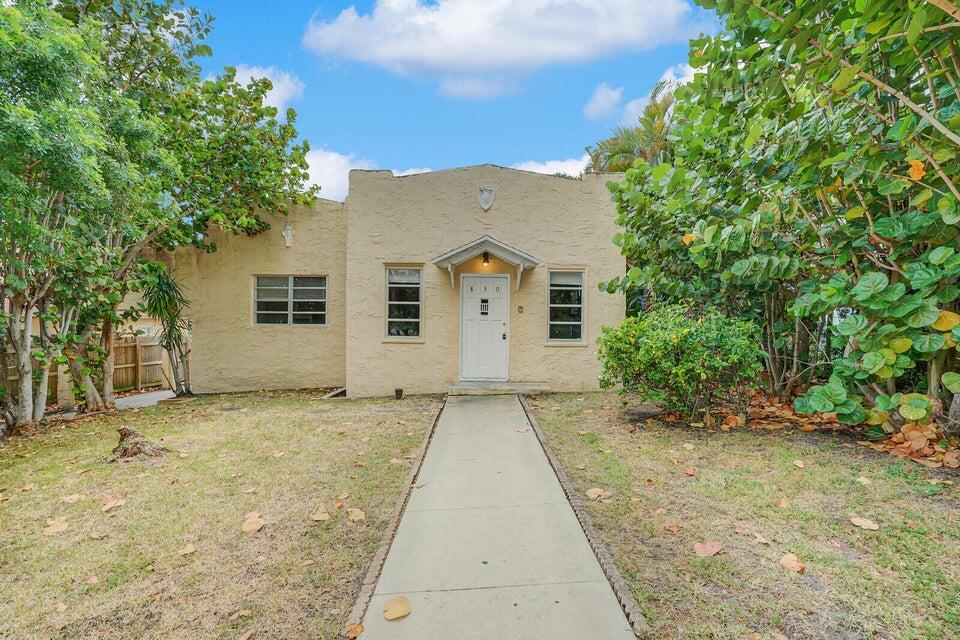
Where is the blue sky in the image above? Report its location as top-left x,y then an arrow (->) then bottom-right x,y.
192,0 -> 716,199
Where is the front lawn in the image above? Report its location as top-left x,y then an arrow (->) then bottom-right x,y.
530,392 -> 960,640
0,391 -> 442,640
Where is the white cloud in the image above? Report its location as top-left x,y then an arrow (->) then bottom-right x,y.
619,63 -> 695,125
583,82 -> 623,120
395,167 -> 433,176
439,76 -> 511,99
512,153 -> 590,178
660,62 -> 696,85
306,149 -> 376,201
232,64 -> 305,112
306,151 -> 433,200
303,0 -> 696,97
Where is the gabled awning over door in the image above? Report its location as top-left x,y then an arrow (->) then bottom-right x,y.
431,235 -> 541,289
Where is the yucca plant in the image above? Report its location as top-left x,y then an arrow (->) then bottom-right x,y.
140,263 -> 192,396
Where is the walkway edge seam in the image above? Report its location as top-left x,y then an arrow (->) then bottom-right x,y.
342,395 -> 448,638
519,394 -> 652,638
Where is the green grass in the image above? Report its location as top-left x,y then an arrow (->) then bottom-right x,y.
0,391 -> 442,640
531,392 -> 960,640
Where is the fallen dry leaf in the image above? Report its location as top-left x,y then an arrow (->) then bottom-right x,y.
779,553 -> 805,573
850,516 -> 880,531
777,497 -> 790,509
54,602 -> 67,613
753,533 -> 771,546
694,540 -> 723,557
242,512 -> 266,533
300,559 -> 315,567
42,517 -> 69,537
346,508 -> 366,522
89,532 -> 108,540
664,523 -> 683,533
85,575 -> 99,585
21,483 -> 36,492
682,467 -> 696,477
585,487 -> 612,501
238,631 -> 254,640
856,476 -> 872,486
389,458 -> 403,465
272,450 -> 286,458
382,596 -> 411,621
793,460 -> 806,469
310,506 -> 330,522
577,430 -> 589,436
101,498 -> 125,512
345,623 -> 364,639
60,493 -> 86,505
682,443 -> 694,451
178,544 -> 196,556
228,609 -> 252,621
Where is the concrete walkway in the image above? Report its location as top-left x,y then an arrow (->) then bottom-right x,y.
114,389 -> 175,410
360,394 -> 634,639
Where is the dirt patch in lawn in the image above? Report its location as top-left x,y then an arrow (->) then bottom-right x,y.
530,392 -> 960,640
0,390 -> 442,640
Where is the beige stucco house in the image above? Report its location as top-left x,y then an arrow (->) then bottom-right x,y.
175,165 -> 624,397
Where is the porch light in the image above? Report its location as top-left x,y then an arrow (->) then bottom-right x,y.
482,251 -> 490,265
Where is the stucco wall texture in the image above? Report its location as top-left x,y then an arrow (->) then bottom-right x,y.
346,166 -> 624,397
175,199 -> 348,393
176,165 -> 624,396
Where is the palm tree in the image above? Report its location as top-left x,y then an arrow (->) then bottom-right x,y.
587,80 -> 677,172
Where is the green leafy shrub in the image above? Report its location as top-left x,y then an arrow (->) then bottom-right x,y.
597,304 -> 763,415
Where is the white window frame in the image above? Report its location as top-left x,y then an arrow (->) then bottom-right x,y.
254,275 -> 327,326
385,267 -> 423,339
548,270 -> 584,341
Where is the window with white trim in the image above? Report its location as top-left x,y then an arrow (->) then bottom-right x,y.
255,276 -> 326,325
548,271 -> 583,340
386,268 -> 421,337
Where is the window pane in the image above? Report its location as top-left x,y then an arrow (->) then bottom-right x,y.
388,303 -> 420,320
388,268 -> 421,284
549,288 -> 582,305
549,323 -> 582,340
256,301 -> 288,312
257,276 -> 288,288
256,313 -> 288,325
550,307 -> 582,323
293,313 -> 325,325
293,287 -> 325,300
293,300 -> 326,313
550,272 -> 583,286
388,286 -> 420,302
293,276 -> 326,288
387,320 -> 420,337
256,287 -> 288,300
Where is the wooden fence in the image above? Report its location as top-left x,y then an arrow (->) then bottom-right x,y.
112,336 -> 166,392
3,336 -> 167,404
2,352 -> 59,400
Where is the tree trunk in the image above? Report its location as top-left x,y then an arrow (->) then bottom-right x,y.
101,317 -> 115,408
948,392 -> 960,433
8,299 -> 34,429
32,366 -> 49,421
67,349 -> 104,411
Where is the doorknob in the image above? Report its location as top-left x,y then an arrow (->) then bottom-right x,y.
502,333 -> 507,340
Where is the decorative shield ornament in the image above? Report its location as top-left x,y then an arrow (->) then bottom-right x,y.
478,186 -> 495,211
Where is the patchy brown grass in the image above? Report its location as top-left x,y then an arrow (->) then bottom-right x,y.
0,391 -> 442,640
530,392 -> 960,640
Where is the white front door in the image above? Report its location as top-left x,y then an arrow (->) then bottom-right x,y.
460,275 -> 509,380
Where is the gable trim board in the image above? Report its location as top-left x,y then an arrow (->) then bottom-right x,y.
175,165 -> 624,397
